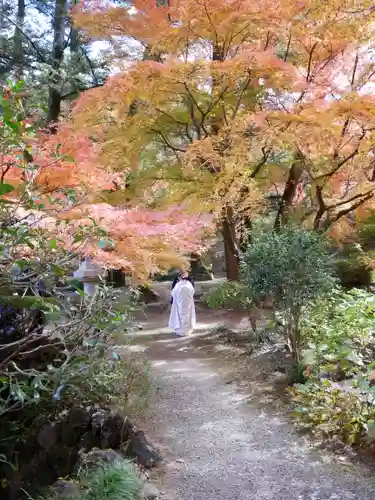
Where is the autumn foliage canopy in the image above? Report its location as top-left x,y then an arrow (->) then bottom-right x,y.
70,0 -> 375,260
0,84 -> 213,280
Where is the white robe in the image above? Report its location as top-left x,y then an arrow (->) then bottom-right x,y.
168,280 -> 196,336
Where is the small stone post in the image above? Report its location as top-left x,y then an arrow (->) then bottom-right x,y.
73,258 -> 105,297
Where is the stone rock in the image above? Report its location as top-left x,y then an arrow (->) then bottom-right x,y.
37,422 -> 61,450
6,449 -> 58,500
75,448 -> 124,474
127,430 -> 161,469
101,413 -> 132,449
50,479 -> 80,499
143,482 -> 160,500
47,444 -> 79,478
61,407 -> 90,446
91,408 -> 109,435
79,431 -> 100,451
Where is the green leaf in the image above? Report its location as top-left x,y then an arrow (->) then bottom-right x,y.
346,351 -> 364,366
14,80 -> 24,91
14,260 -> 27,270
50,264 -> 65,276
49,238 -> 57,249
323,363 -> 338,373
11,386 -> 25,404
0,184 -> 15,195
302,349 -> 316,365
0,295 -> 58,310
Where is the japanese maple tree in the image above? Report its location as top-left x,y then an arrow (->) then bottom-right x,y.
71,0 -> 375,278
0,82 -> 213,282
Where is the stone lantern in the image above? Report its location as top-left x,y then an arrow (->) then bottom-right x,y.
73,258 -> 105,297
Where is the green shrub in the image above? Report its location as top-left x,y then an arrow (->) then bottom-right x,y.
358,209 -> 375,250
240,228 -> 335,363
0,286 -> 134,418
64,352 -> 153,419
290,379 -> 375,446
203,281 -> 250,310
82,460 -> 141,500
203,280 -> 260,333
112,352 -> 154,419
301,288 -> 375,380
334,257 -> 372,289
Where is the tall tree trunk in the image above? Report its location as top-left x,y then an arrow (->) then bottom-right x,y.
222,206 -> 239,281
274,153 -> 304,231
238,215 -> 252,252
13,0 -> 25,80
69,0 -> 80,52
47,0 -> 67,124
211,44 -> 240,280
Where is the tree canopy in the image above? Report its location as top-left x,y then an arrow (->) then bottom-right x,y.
64,0 -> 375,277
0,83 -> 213,280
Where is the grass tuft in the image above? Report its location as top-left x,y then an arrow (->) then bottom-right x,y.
82,460 -> 142,500
37,460 -> 142,500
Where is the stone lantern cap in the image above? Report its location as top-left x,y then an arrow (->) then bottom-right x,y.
73,259 -> 105,282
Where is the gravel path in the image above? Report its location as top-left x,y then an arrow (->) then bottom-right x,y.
135,314 -> 375,500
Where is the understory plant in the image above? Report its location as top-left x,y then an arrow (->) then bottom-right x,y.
38,459 -> 142,500
290,379 -> 375,446
301,288 -> 375,380
0,285 -> 142,437
240,228 -> 335,364
0,83 -> 154,484
203,281 -> 259,332
290,286 -> 375,449
81,460 -> 141,500
203,280 -> 249,310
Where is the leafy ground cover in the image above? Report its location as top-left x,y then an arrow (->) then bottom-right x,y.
290,288 -> 375,450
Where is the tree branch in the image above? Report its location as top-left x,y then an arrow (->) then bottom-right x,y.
313,185 -> 326,230
320,191 -> 374,231
61,82 -> 105,100
2,13 -> 49,64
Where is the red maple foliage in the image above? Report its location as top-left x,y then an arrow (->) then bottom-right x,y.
0,87 -> 213,280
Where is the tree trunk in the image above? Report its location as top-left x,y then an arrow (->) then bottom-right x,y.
47,0 -> 67,124
13,0 -> 25,80
274,154 -> 304,231
238,215 -> 252,252
211,44 -> 240,280
222,207 -> 239,281
69,0 -> 80,52
289,306 -> 302,366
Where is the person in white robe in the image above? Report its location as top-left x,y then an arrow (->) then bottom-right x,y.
168,275 -> 196,336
